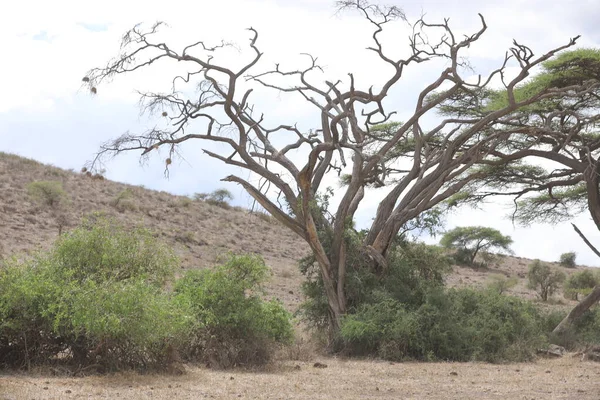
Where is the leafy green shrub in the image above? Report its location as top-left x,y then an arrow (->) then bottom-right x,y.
51,218 -> 177,286
340,289 -> 545,362
563,270 -> 598,300
527,260 -> 566,301
174,254 -> 293,368
487,274 -> 519,295
440,226 -> 512,267
559,252 -> 577,268
27,181 -> 66,207
0,218 -> 187,371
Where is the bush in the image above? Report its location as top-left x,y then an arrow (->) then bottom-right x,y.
563,270 -> 599,300
527,260 -> 566,301
340,288 -> 546,362
52,218 -> 177,286
0,219 -> 187,371
559,252 -> 577,268
487,274 -> 518,295
27,181 -> 66,208
110,189 -> 137,212
174,254 -> 293,368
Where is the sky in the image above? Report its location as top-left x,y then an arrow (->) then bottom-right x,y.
2,0 -> 600,265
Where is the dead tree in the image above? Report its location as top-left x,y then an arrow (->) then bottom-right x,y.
83,1 -> 586,331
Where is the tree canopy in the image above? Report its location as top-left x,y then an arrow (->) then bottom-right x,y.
440,226 -> 513,266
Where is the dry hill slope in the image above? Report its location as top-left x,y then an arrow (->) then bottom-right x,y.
0,152 -> 308,309
0,151 -> 595,310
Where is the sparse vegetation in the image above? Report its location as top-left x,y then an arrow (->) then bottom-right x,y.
440,226 -> 513,267
559,252 -> 577,268
487,274 -> 519,295
27,181 -> 66,208
110,188 -> 137,212
527,260 -> 566,301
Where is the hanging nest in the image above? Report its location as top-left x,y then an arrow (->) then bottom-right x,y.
166,158 -> 172,165
162,111 -> 168,117
82,76 -> 90,82
90,87 -> 97,95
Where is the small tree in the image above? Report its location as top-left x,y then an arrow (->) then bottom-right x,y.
487,274 -> 518,295
194,188 -> 233,209
527,260 -> 565,301
563,270 -> 598,300
27,181 -> 70,235
440,226 -> 512,266
559,252 -> 577,268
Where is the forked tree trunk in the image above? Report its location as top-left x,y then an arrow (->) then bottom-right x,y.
553,286 -> 600,336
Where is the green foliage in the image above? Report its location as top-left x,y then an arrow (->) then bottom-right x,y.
527,260 -> 566,301
194,188 -> 234,209
340,288 -> 546,362
563,270 -> 598,300
299,238 -> 450,333
174,254 -> 293,368
486,274 -> 519,295
559,252 -> 577,268
27,181 -> 66,208
440,226 -> 513,267
0,218 -> 291,371
52,218 -> 177,286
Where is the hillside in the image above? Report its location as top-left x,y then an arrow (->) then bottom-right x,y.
0,152 -> 308,310
0,151 -> 595,311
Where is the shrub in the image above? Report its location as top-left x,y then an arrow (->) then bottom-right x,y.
340,289 -> 546,362
440,226 -> 512,267
487,274 -> 519,295
27,181 -> 66,208
527,260 -> 566,301
174,254 -> 293,368
563,270 -> 598,300
52,218 -> 177,286
0,218 -> 187,371
110,189 -> 137,212
559,252 -> 577,268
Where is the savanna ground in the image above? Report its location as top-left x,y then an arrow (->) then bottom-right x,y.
3,358 -> 600,399
1,152 -> 599,399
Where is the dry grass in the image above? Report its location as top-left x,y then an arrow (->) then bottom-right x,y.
2,357 -> 600,399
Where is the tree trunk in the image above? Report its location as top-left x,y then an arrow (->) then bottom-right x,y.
553,285 -> 600,336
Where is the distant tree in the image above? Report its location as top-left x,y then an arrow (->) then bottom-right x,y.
527,260 -> 565,301
194,188 -> 233,209
559,252 -> 577,268
83,1 -> 591,332
563,270 -> 598,300
27,181 -> 70,235
440,226 -> 512,266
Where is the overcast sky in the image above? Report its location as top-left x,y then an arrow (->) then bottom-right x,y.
2,0 -> 600,265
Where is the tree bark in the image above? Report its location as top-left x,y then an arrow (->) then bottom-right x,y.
553,285 -> 600,336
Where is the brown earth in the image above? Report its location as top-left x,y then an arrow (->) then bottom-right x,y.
1,151 -> 599,399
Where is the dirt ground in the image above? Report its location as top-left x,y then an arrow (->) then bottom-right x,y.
2,357 -> 600,400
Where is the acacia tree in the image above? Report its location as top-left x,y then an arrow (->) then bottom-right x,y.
440,226 -> 512,266
83,1 -> 589,330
